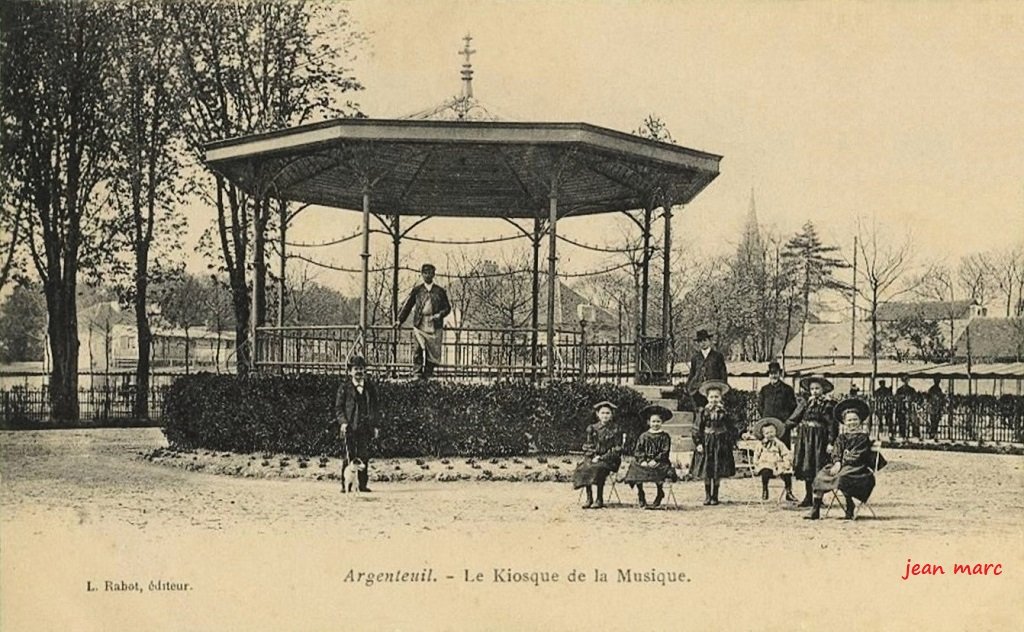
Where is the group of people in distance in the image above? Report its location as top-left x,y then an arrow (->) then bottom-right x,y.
572,330 -> 885,520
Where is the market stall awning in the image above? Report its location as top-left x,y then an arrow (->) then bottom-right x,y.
203,119 -> 721,218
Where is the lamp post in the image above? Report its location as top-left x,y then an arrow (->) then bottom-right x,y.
577,303 -> 595,381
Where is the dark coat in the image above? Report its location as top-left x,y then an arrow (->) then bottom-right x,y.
397,283 -> 452,330
335,379 -> 378,436
759,380 -> 798,421
685,348 -> 728,394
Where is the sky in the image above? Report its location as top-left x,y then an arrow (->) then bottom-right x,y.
184,1 -> 1024,298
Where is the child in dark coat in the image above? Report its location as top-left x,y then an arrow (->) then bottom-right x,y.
691,381 -> 738,505
571,401 -> 623,509
621,405 -> 678,509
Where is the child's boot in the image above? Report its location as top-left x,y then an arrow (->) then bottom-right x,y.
843,496 -> 856,520
783,475 -> 797,502
703,480 -> 712,505
582,486 -> 594,509
594,483 -> 605,509
804,497 -> 822,520
797,480 -> 813,507
649,484 -> 664,509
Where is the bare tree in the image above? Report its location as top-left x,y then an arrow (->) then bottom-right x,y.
850,217 -> 914,390
982,245 -> 1024,317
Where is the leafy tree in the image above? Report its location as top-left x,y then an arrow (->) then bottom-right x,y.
155,273 -> 208,374
868,313 -> 948,363
172,0 -> 364,373
782,221 -> 848,361
1,1 -> 122,420
106,0 -> 190,418
0,284 -> 47,363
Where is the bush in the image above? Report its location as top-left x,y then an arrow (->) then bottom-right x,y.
162,374 -> 650,458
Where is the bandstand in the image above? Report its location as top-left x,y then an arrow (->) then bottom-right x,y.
203,37 -> 722,382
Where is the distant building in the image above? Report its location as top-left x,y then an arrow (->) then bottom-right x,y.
954,317 -> 1024,362
71,302 -> 234,373
784,300 -> 989,362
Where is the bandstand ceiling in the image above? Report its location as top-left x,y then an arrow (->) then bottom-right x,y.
203,119 -> 722,218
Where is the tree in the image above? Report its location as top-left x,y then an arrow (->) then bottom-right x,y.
156,273 -> 208,374
1,1 -> 122,421
172,0 -> 364,374
106,0 -> 190,419
0,283 -> 47,363
981,245 -> 1024,317
850,218 -> 914,390
868,312 -> 947,363
782,221 -> 848,361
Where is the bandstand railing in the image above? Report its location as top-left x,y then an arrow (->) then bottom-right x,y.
254,325 -> 646,382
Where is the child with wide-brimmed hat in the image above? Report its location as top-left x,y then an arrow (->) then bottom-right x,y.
787,375 -> 837,507
690,380 -> 738,505
621,404 -> 678,509
751,417 -> 796,501
805,398 -> 885,520
571,400 -> 623,509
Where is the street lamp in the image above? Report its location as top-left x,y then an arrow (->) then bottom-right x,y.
577,303 -> 595,381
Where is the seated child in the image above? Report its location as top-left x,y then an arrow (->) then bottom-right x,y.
621,405 -> 679,509
751,417 -> 796,501
805,398 -> 884,520
571,400 -> 623,509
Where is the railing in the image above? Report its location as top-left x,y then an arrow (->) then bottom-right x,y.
693,389 -> 1024,445
1,374 -> 173,425
254,325 -> 642,382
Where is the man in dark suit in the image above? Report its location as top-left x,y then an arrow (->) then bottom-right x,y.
335,355 -> 379,492
874,379 -> 895,437
758,361 -> 798,444
895,374 -> 918,439
395,263 -> 452,379
685,329 -> 728,408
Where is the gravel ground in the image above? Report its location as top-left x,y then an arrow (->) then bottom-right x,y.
2,428 -> 1022,632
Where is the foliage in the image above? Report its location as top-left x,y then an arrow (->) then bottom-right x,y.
1,0 -> 125,420
172,0 -> 365,373
162,375 -> 651,457
0,284 -> 47,362
868,313 -> 949,362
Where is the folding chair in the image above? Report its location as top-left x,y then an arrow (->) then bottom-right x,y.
824,440 -> 883,519
575,473 -> 623,505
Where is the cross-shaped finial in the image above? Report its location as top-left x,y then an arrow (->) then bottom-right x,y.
460,33 -> 476,65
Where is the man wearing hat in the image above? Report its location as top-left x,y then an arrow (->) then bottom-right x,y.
335,355 -> 380,492
684,329 -> 728,409
757,361 -> 797,446
396,263 -> 451,379
895,375 -> 918,439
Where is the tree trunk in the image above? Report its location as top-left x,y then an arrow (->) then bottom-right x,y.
45,281 -> 80,422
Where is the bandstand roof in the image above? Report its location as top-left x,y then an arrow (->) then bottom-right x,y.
203,118 -> 722,218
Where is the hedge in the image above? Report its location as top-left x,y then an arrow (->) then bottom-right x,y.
162,374 -> 651,458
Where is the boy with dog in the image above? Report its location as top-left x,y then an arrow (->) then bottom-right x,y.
336,355 -> 379,492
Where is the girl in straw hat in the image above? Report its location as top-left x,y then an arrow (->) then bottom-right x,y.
571,401 -> 623,509
622,405 -> 678,509
805,398 -> 883,520
752,418 -> 796,501
787,375 -> 838,507
691,380 -> 738,505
